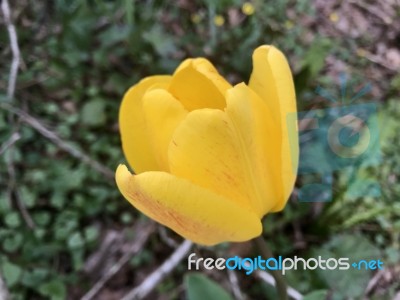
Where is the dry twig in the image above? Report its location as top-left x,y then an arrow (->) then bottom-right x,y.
158,226 -> 179,248
0,102 -> 115,180
1,0 -> 20,99
1,1 -> 21,297
81,221 -> 156,300
227,269 -> 244,300
2,0 -> 34,228
0,273 -> 9,300
349,0 -> 393,25
0,132 -> 20,156
254,270 -> 303,300
121,239 -> 193,300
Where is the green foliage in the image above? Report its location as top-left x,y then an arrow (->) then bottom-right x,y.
185,273 -> 234,300
303,290 -> 329,300
81,99 -> 107,127
1,260 -> 22,287
0,0 -> 398,299
38,279 -> 67,300
313,234 -> 380,299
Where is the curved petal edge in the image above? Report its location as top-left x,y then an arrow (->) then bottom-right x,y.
115,164 -> 262,245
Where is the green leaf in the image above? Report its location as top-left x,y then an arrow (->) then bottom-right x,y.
313,234 -> 381,298
98,25 -> 131,48
81,99 -> 106,126
340,206 -> 387,229
33,212 -> 51,227
34,228 -> 46,240
68,232 -> 85,249
142,26 -> 176,57
50,191 -> 65,209
303,290 -> 328,300
185,273 -> 234,300
38,279 -> 66,300
1,261 -> 22,287
121,212 -> 133,224
20,186 -> 36,208
4,212 -> 21,228
21,268 -> 49,288
385,247 -> 400,264
3,232 -> 23,252
84,226 -> 99,243
124,0 -> 135,25
0,192 -> 11,213
302,38 -> 332,77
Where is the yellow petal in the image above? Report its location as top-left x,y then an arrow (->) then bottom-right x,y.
169,108 -> 253,211
169,58 -> 232,111
119,76 -> 171,174
225,83 -> 282,215
249,45 -> 299,210
174,58 -> 191,73
142,89 -> 187,171
116,165 -> 262,245
169,85 -> 279,217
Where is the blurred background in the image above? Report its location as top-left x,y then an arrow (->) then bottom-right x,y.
1,0 -> 400,299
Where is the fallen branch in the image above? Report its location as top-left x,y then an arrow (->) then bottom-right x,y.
121,239 -> 193,300
227,269 -> 244,300
0,132 -> 20,156
1,0 -> 36,231
81,221 -> 156,300
158,226 -> 179,248
0,102 -> 115,180
362,51 -> 398,72
254,270 -> 303,300
0,273 -> 9,300
1,0 -> 20,99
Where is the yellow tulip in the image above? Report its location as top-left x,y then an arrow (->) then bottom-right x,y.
116,45 -> 299,246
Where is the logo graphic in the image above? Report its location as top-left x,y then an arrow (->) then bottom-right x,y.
288,73 -> 381,202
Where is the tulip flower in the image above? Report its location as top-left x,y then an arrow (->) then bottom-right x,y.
116,45 -> 298,246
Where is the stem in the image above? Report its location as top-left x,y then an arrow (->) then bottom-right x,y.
255,236 -> 288,300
